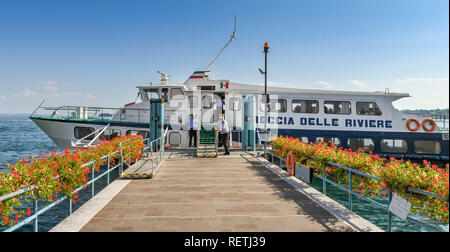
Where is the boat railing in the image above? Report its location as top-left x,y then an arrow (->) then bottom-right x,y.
71,123 -> 111,148
30,105 -> 150,124
404,112 -> 449,131
264,146 -> 449,232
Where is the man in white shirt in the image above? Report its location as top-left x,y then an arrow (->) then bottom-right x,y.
216,114 -> 230,155
189,114 -> 199,147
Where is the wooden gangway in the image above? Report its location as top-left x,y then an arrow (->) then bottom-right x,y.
52,150 -> 382,232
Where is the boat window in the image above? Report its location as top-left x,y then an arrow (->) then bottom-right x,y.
171,88 -> 185,100
74,126 -> 95,140
168,132 -> 181,146
188,96 -> 198,108
260,99 -> 287,113
126,130 -> 149,139
292,100 -> 319,113
140,90 -> 149,101
347,138 -> 374,151
324,101 -> 351,115
356,102 -> 382,116
202,95 -> 213,109
296,137 -> 309,143
413,140 -> 441,154
316,137 -> 341,147
145,89 -> 159,99
100,129 -> 121,141
161,88 -> 169,102
229,97 -> 241,111
380,139 -> 407,153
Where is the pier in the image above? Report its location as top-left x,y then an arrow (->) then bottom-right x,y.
51,150 -> 381,232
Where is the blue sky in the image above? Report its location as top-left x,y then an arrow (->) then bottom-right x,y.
0,0 -> 448,113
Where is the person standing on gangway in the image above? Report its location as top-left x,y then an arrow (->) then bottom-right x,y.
189,114 -> 199,147
216,114 -> 230,155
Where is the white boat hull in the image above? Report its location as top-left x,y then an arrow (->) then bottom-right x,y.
30,117 -> 149,149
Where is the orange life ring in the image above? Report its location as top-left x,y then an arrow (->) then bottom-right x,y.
406,118 -> 420,131
422,118 -> 437,132
285,150 -> 295,176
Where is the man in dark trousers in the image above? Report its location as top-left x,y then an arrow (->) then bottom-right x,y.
216,114 -> 230,155
189,114 -> 199,147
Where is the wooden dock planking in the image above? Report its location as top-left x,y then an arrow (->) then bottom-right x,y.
80,154 -> 357,232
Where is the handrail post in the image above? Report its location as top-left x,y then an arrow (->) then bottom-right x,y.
92,163 -> 95,197
388,189 -> 393,232
120,142 -> 123,175
323,166 -> 326,195
160,138 -> 163,163
34,199 -> 38,232
348,171 -> 352,211
69,197 -> 72,214
107,154 -> 110,185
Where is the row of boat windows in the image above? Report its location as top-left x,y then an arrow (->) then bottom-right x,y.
258,99 -> 382,115
295,137 -> 442,155
189,96 -> 382,116
150,88 -> 383,116
75,126 -> 442,155
74,127 -> 149,141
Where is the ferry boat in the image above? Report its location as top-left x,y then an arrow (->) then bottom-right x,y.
29,69 -> 449,162
29,20 -> 449,163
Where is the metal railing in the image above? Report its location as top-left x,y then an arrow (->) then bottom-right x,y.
146,130 -> 167,174
123,128 -> 168,175
119,136 -> 145,175
71,123 -> 111,148
404,112 -> 449,131
30,105 -> 150,124
265,148 -> 449,232
0,137 -> 147,232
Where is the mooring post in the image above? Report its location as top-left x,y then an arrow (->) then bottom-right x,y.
263,42 -> 269,159
242,96 -> 248,151
248,95 -> 256,151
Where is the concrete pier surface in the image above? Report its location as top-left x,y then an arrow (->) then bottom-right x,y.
51,151 -> 382,232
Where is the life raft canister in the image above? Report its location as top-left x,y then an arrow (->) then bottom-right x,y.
406,118 -> 420,131
285,150 -> 295,176
422,118 -> 437,132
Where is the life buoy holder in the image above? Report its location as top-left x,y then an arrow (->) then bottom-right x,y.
422,118 -> 437,132
285,150 -> 295,176
406,118 -> 420,131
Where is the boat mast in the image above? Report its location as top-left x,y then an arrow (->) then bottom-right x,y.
205,16 -> 237,70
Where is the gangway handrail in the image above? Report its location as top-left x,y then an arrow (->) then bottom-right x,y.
120,128 -> 168,177
263,147 -> 449,232
72,123 -> 111,148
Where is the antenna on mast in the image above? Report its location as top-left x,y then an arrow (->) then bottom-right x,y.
205,16 -> 237,70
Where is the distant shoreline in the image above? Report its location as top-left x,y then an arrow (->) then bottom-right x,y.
0,109 -> 448,116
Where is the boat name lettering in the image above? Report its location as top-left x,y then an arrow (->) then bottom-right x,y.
255,116 -> 392,128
